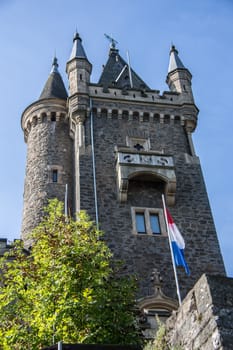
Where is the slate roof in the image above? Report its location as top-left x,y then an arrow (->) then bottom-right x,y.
39,57 -> 68,100
168,45 -> 186,73
69,32 -> 88,61
98,47 -> 150,90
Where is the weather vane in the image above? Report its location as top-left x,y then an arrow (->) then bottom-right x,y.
104,33 -> 118,49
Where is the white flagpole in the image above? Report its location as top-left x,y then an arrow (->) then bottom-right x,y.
162,194 -> 182,306
126,50 -> 133,88
65,184 -> 68,217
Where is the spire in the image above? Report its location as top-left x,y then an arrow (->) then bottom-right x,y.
168,45 -> 185,73
69,32 -> 88,61
50,56 -> 59,73
39,57 -> 68,100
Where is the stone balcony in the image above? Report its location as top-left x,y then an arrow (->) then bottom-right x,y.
115,147 -> 176,205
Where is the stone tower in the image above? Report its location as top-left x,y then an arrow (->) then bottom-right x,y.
21,58 -> 74,242
21,34 -> 225,312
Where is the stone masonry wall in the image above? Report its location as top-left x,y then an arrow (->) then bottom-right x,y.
79,110 -> 225,300
21,110 -> 74,244
166,274 -> 233,350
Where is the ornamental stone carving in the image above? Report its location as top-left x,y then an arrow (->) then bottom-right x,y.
116,150 -> 176,205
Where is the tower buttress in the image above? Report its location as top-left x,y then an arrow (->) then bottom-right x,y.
66,33 -> 92,213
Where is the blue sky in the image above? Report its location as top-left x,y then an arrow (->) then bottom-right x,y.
0,0 -> 232,276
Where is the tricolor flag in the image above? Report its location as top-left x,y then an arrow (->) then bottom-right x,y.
166,208 -> 190,275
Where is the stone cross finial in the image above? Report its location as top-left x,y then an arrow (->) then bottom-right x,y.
150,268 -> 163,294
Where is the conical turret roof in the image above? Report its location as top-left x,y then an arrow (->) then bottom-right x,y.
98,47 -> 150,90
168,45 -> 186,73
69,32 -> 88,61
39,57 -> 68,100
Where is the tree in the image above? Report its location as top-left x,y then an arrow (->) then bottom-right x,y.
0,200 -> 140,349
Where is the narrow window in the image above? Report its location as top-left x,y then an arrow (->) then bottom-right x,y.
150,214 -> 161,234
52,169 -> 58,183
80,74 -> 83,80
51,113 -> 56,122
136,213 -> 146,234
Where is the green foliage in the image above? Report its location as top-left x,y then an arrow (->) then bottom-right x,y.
143,316 -> 182,350
144,317 -> 167,350
0,199 -> 140,349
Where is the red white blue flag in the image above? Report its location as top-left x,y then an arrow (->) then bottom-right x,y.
166,208 -> 190,275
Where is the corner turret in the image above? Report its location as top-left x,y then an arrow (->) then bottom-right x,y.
21,57 -> 73,246
166,45 -> 194,102
66,33 -> 92,214
66,32 -> 92,96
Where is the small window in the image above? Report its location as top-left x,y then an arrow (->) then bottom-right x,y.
132,207 -> 166,236
51,113 -> 56,122
48,165 -> 63,184
136,213 -> 146,234
52,169 -> 58,183
150,214 -> 161,234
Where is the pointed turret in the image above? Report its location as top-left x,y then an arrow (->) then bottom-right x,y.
168,45 -> 185,72
69,32 -> 88,61
166,45 -> 194,101
39,57 -> 68,100
66,32 -> 92,96
21,58 -> 72,244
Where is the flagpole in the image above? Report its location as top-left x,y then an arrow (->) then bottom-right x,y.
162,194 -> 182,306
65,184 -> 68,217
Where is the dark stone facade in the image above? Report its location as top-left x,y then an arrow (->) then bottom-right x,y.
78,109 -> 225,300
20,36 -> 226,306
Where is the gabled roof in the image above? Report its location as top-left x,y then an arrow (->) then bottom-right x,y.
39,57 -> 68,100
98,48 -> 150,90
168,45 -> 186,73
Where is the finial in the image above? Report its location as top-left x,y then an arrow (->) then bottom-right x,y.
51,56 -> 59,73
150,268 -> 164,296
170,44 -> 178,55
73,30 -> 81,42
104,33 -> 118,49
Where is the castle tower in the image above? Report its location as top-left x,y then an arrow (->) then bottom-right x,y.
21,36 -> 225,311
21,58 -> 74,244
